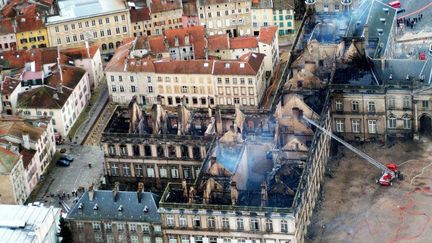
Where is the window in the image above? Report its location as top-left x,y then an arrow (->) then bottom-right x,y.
281,220 -> 288,232
193,216 -> 201,228
388,115 -> 396,128
208,217 -> 216,228
77,222 -> 84,229
147,166 -> 155,177
352,101 -> 359,112
368,101 -> 376,112
123,164 -> 130,176
388,97 -> 395,109
92,222 -> 101,231
120,86 -> 125,92
167,215 -> 175,226
131,86 -> 136,92
221,217 -> 229,229
117,223 -> 125,231
250,218 -> 259,231
265,219 -> 273,232
111,85 -> 117,92
142,224 -> 150,233
135,164 -> 143,177
129,223 -> 137,232
181,236 -> 190,243
240,78 -> 245,84
403,97 -> 410,108
335,101 -> 343,111
352,120 -> 360,133
335,119 -> 345,132
160,167 -> 168,178
181,86 -> 188,93
422,100 -> 429,109
403,115 -> 411,129
171,167 -> 179,178
155,238 -> 163,243
111,164 -> 119,176
237,218 -> 244,231
179,215 -> 187,227
148,86 -> 153,93
123,26 -> 127,33
169,236 -> 178,243
368,120 -> 377,134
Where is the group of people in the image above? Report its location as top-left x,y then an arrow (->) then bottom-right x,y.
397,14 -> 424,29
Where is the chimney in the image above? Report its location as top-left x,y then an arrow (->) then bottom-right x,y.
137,182 -> 144,203
112,182 -> 120,202
22,132 -> 30,150
185,34 -> 190,45
188,186 -> 196,204
56,85 -> 63,94
53,93 -> 59,100
85,40 -> 91,59
174,36 -> 179,47
260,181 -> 268,207
182,178 -> 188,199
88,184 -> 95,201
230,181 -> 238,205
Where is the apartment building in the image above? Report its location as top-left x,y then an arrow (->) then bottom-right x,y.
15,7 -> 49,50
17,65 -> 90,136
46,0 -> 131,53
148,0 -> 184,35
272,0 -> 295,36
105,39 -> 266,108
310,0 -> 360,13
182,0 -> 199,28
0,204 -> 61,242
0,146 -> 28,204
251,0 -> 273,35
0,18 -> 17,51
208,26 -> 279,77
130,7 -> 151,37
197,0 -> 252,37
67,186 -> 162,243
101,100 -> 213,190
0,116 -> 56,195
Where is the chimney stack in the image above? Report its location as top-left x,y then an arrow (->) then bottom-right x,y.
112,182 -> 120,202
188,186 -> 196,204
22,132 -> 30,150
88,184 -> 95,201
182,178 -> 188,199
85,40 -> 91,59
260,181 -> 268,207
230,181 -> 238,206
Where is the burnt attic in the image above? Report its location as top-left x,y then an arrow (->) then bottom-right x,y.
104,97 -> 213,136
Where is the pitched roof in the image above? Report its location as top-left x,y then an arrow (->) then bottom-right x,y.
0,146 -> 20,174
164,26 -> 206,58
213,52 -> 265,76
207,34 -> 230,51
130,7 -> 150,22
0,18 -> 15,35
273,0 -> 294,9
198,0 -> 248,5
15,5 -> 46,32
60,44 -> 100,60
230,36 -> 258,49
17,86 -> 72,109
0,117 -> 48,141
149,0 -> 182,13
153,60 -> 213,74
46,65 -> 86,90
259,26 -> 278,45
67,190 -> 161,222
1,76 -> 21,95
182,1 -> 198,16
148,35 -> 167,53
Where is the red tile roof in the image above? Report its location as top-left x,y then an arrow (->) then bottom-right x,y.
148,35 -> 167,53
229,36 -> 258,49
0,48 -> 65,71
0,18 -> 15,35
1,76 -> 21,95
15,4 -> 46,32
149,0 -> 182,13
258,26 -> 278,45
60,44 -> 100,59
130,7 -> 150,22
46,65 -> 86,90
207,34 -> 229,51
154,60 -> 213,74
164,26 -> 206,59
213,52 -> 265,76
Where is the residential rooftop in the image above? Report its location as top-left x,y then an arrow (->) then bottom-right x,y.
0,146 -> 20,174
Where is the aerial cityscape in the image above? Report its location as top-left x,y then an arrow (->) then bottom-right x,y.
0,0 -> 431,242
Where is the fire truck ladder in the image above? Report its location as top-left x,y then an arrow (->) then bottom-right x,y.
302,116 -> 392,174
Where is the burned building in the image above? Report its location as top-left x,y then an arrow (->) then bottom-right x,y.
157,79 -> 332,243
101,97 -> 215,191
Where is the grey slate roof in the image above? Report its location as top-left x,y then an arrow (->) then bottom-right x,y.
273,0 -> 294,10
67,190 -> 161,223
372,59 -> 432,84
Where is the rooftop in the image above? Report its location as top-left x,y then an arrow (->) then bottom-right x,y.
0,146 -> 20,174
17,85 -> 72,110
0,205 -> 61,243
129,7 -> 150,22
67,190 -> 160,222
149,0 -> 182,13
47,0 -> 128,24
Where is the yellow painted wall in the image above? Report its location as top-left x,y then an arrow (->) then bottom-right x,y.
16,28 -> 49,50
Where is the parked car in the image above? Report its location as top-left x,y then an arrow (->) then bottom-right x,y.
60,154 -> 74,162
57,159 -> 70,167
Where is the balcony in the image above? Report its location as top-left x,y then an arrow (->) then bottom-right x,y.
341,0 -> 352,5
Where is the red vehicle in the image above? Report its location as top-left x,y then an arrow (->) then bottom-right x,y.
388,0 -> 401,9
377,163 -> 400,186
55,133 -> 63,145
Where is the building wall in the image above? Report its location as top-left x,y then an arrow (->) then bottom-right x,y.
46,11 -> 131,53
69,220 -> 163,243
159,209 -> 295,243
0,33 -> 17,52
0,157 -> 28,204
132,20 -> 152,37
16,28 -> 49,50
73,48 -> 104,89
214,74 -> 260,107
272,9 -> 295,36
197,0 -> 252,37
313,0 -> 358,13
150,9 -> 183,35
252,8 -> 273,35
182,15 -> 199,28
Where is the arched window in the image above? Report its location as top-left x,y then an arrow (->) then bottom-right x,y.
388,115 -> 396,128
181,145 -> 189,158
168,145 -> 176,158
157,145 -> 165,157
192,146 -> 201,160
108,42 -> 114,49
403,114 -> 411,129
115,41 -> 121,48
102,44 -> 107,50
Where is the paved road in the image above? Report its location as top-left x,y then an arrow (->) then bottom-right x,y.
34,145 -> 104,211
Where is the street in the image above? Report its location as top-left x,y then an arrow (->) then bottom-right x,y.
33,145 -> 104,211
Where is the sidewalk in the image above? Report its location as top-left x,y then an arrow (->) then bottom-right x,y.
73,83 -> 108,145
